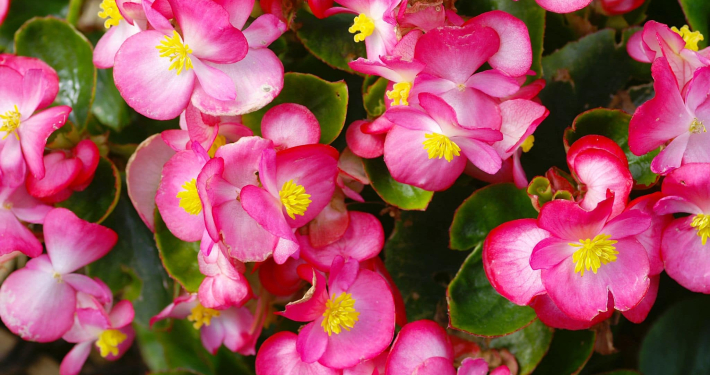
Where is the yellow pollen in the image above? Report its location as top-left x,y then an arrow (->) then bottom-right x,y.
386,82 -> 412,106
521,135 -> 535,153
691,214 -> 710,245
176,179 -> 202,215
672,25 -> 704,51
321,292 -> 360,336
98,0 -> 124,29
689,118 -> 707,134
0,105 -> 21,140
570,234 -> 619,276
422,133 -> 460,162
187,303 -> 221,330
96,329 -> 127,358
279,180 -> 311,220
208,134 -> 227,158
156,31 -> 194,75
349,14 -> 375,42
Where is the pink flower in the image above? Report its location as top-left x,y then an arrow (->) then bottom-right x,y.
259,104 -> 321,151
0,180 -> 52,259
93,0 -> 147,68
383,93 -> 503,191
197,244 -> 253,309
600,0 -> 645,15
258,256 -> 306,297
163,102 -> 251,152
0,54 -> 60,110
523,0 -> 591,13
0,208 -> 117,342
113,0 -> 248,120
256,331 -> 338,375
349,55 -> 425,108
336,147 -> 370,203
0,0 -> 8,26
655,163 -> 710,293
345,119 -> 387,159
326,0 -> 401,60
277,257 -> 395,369
630,58 -> 710,174
0,66 -> 71,186
150,294 -> 260,355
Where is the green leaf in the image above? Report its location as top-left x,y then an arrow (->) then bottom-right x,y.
363,77 -> 388,118
456,0 -> 545,78
0,0 -> 67,50
448,251 -> 537,337
92,68 -> 132,132
242,73 -> 348,144
489,320 -> 553,375
295,9 -> 366,73
154,212 -> 204,293
640,296 -> 710,375
153,320 -> 217,375
533,330 -> 596,375
679,0 -> 710,49
564,108 -> 660,187
15,17 -> 96,129
450,183 -> 537,251
362,157 -> 434,211
593,371 -> 641,375
384,184 -> 472,321
56,157 -> 120,224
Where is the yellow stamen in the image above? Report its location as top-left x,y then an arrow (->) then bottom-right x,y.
672,25 -> 704,51
570,234 -> 619,276
96,329 -> 127,357
187,303 -> 221,330
156,31 -> 194,75
422,133 -> 460,162
349,14 -> 375,42
386,82 -> 412,106
521,135 -> 535,153
0,105 -> 21,140
98,0 -> 123,29
176,179 -> 202,215
691,214 -> 710,245
208,134 -> 227,158
689,118 -> 707,134
279,180 -> 311,220
321,292 -> 360,336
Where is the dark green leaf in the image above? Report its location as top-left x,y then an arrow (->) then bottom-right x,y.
57,157 -> 120,223
679,0 -> 710,49
295,9 -> 366,73
242,73 -> 348,144
489,320 -> 554,375
450,183 -> 537,251
593,371 -> 641,375
92,68 -> 132,132
362,157 -> 433,211
15,17 -> 96,129
363,77 -> 388,118
154,212 -> 204,293
0,0 -> 67,50
153,320 -> 216,375
533,330 -> 596,375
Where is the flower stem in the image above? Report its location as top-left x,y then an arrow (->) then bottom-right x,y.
66,0 -> 85,26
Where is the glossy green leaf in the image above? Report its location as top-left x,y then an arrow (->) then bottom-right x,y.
242,73 -> 348,144
450,183 -> 537,251
533,330 -> 596,375
362,157 -> 434,211
92,68 -> 132,132
384,184 -> 472,321
363,77 -> 388,118
448,250 -> 537,337
154,212 -> 204,293
489,320 -> 553,375
0,0 -> 67,50
679,0 -> 710,49
564,108 -> 660,187
57,157 -> 120,224
295,9 -> 366,73
640,296 -> 710,375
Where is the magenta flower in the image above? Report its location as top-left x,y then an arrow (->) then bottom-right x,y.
0,0 -> 7,26
630,58 -> 710,174
345,118 -> 386,159
0,208 -> 117,342
93,0 -> 146,68
349,56 -> 425,108
0,180 -> 52,259
197,244 -> 253,309
383,93 -> 503,191
113,0 -> 248,119
525,0 -> 591,13
256,331 -> 338,375
277,258 -> 395,369
600,0 -> 646,15
327,0 -> 401,60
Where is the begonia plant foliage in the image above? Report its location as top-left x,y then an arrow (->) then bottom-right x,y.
1,0 -> 710,373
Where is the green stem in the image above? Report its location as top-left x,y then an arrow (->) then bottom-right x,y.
66,0 -> 85,26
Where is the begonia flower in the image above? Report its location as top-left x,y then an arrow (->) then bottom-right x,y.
93,0 -> 147,68
383,93 -> 503,191
260,103 -> 320,150
600,0 -> 645,15
0,0 -> 8,26
277,257 -> 395,369
306,188 -> 350,247
0,208 -> 117,342
0,179 -> 52,258
346,119 -> 386,159
0,54 -> 59,110
197,244 -> 253,309
336,147 -> 369,203
324,0 -> 400,60
629,58 -> 710,174
256,331 -> 338,375
349,56 -> 425,108
163,102 -> 251,153
523,0 -> 591,13
258,256 -> 306,297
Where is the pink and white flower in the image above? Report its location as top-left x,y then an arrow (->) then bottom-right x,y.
93,0 -> 147,68
197,244 -> 253,309
0,180 -> 52,259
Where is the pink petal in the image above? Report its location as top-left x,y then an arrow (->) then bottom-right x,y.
297,320 -> 329,363
7,183 -> 52,223
346,120 -> 386,159
215,0 -> 255,29
493,99 -> 548,159
662,217 -> 710,293
306,190 -> 349,248
466,70 -> 521,98
240,185 -> 297,251
191,58 -> 237,101
215,200 -> 279,263
64,274 -> 112,304
200,317 -> 226,354
19,69 -> 46,118
627,193 -> 671,275
258,257 -> 306,297
537,197 -> 613,242
386,320 -> 453,375
161,129 -> 191,151
18,106 -> 72,180
453,137 -> 502,175
255,332 -> 338,375
243,14 -> 287,47
683,131 -> 710,165
276,267 -> 329,322
534,0 -> 592,13
0,65 -> 24,114
650,132 -> 690,174
621,274 -> 659,323
219,306 -> 258,355
59,342 -> 93,375
464,11 -> 532,77
660,163 -> 710,213
530,294 -> 612,330
626,30 -> 651,63
150,295 -> 198,326
602,209 -> 651,239
0,207 -> 42,257
0,55 -> 59,110
70,140 -> 101,190
93,21 -> 142,69
215,136 -> 274,189
262,104 -> 320,150
0,136 -> 27,187
109,300 -> 135,328
413,356 -> 457,375
573,149 -> 633,218
26,152 -> 82,198
439,88 -> 502,130
457,358 -> 489,375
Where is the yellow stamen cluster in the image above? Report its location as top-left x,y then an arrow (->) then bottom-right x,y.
349,14 -> 375,42
98,0 -> 124,29
521,135 -> 535,153
689,118 -> 707,134
0,105 -> 21,140
176,179 -> 202,215
570,234 -> 619,276
96,329 -> 127,358
208,134 -> 227,158
386,82 -> 412,106
279,180 -> 311,219
691,214 -> 710,245
156,31 -> 194,75
672,25 -> 704,51
422,133 -> 460,162
321,292 -> 360,336
187,303 -> 221,330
